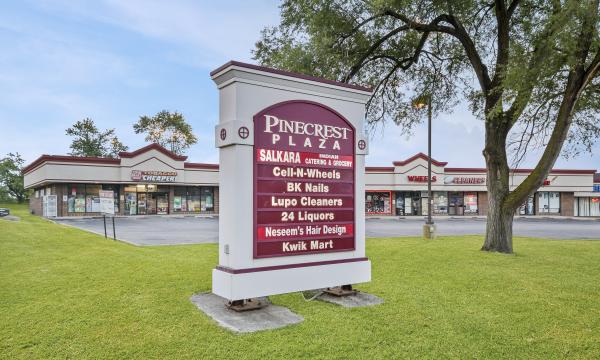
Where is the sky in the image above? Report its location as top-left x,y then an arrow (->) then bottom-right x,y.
0,0 -> 598,170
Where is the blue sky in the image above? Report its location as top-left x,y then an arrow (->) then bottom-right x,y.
1,0 -> 598,170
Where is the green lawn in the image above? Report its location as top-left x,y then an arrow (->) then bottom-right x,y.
1,203 -> 600,359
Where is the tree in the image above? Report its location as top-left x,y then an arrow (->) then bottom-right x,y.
133,110 -> 198,155
66,118 -> 128,158
254,0 -> 600,253
0,153 -> 28,203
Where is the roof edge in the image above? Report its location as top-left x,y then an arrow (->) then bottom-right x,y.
119,143 -> 187,161
22,155 -> 120,175
210,60 -> 373,93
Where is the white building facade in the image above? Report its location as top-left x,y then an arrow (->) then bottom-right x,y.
23,147 -> 600,218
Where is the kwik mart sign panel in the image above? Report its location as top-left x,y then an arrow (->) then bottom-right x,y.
254,100 -> 355,258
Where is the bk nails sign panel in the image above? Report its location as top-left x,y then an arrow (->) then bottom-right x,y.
253,100 -> 355,258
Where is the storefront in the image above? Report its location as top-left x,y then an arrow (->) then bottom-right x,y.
364,153 -> 598,217
23,148 -> 599,218
24,144 -> 219,217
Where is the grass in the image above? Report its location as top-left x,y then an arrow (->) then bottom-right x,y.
1,203 -> 600,359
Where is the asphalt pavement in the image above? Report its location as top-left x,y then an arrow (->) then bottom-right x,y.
53,215 -> 600,246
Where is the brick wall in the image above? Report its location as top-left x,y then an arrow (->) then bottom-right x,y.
29,189 -> 42,215
560,192 -> 574,217
478,191 -> 488,216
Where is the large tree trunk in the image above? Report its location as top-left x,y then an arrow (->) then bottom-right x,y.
482,192 -> 514,253
481,120 -> 515,253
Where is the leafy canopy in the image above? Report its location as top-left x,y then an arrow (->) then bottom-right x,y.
133,110 -> 198,155
254,0 -> 600,161
0,153 -> 28,203
65,118 -> 128,158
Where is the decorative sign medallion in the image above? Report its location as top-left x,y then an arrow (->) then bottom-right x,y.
358,140 -> 366,150
238,126 -> 249,139
220,128 -> 227,141
253,101 -> 355,258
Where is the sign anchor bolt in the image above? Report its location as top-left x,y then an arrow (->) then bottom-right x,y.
323,284 -> 358,297
226,298 -> 268,312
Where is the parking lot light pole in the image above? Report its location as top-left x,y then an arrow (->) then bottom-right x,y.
427,95 -> 433,226
414,94 -> 436,239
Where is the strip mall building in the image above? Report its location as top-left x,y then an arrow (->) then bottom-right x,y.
23,144 -> 600,217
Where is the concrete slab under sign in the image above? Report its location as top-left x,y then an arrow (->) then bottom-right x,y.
190,293 -> 303,333
317,291 -> 384,308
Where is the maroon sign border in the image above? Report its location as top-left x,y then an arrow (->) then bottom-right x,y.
253,100 -> 356,259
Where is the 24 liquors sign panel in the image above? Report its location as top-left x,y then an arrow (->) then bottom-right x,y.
254,101 -> 355,258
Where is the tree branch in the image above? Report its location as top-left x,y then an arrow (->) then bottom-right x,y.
504,0 -> 599,210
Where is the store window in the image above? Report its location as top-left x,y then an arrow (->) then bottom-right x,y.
593,198 -> 600,217
85,185 -> 101,213
67,184 -> 86,213
102,185 -> 120,214
124,185 -> 137,215
538,192 -> 560,214
403,192 -> 421,216
366,191 -> 391,214
575,197 -> 600,217
432,192 -> 448,215
201,187 -> 214,211
188,187 -> 201,212
173,187 -> 187,212
464,193 -> 478,215
395,192 -> 405,215
448,192 -> 464,215
519,195 -> 535,215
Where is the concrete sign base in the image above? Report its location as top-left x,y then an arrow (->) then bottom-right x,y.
317,291 -> 384,308
190,293 -> 303,333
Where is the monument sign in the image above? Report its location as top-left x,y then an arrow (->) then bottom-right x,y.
211,61 -> 372,302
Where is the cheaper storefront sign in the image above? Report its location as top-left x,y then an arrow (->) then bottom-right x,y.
130,170 -> 177,182
254,101 -> 355,258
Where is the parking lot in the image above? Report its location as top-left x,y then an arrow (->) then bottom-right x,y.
54,216 -> 218,246
53,215 -> 600,246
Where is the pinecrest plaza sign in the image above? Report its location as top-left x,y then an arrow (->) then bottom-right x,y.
254,103 -> 355,258
211,61 -> 371,302
131,170 -> 177,182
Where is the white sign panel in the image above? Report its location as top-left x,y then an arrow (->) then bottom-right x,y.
210,61 -> 372,301
99,190 -> 115,215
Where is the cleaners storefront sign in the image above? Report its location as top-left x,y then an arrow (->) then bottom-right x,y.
254,101 -> 355,258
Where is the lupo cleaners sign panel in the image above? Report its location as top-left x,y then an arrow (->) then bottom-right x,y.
254,101 -> 355,258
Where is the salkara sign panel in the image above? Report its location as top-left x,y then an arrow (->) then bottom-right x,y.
131,170 -> 177,182
253,101 -> 355,258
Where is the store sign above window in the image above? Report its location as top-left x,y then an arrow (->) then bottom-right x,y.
444,176 -> 485,185
408,175 -> 437,182
593,184 -> 600,192
131,170 -> 177,182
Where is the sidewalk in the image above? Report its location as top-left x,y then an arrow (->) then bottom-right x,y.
52,213 -> 219,220
367,215 -> 600,221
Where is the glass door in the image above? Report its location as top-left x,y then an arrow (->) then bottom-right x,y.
395,192 -> 405,215
146,193 -> 157,215
449,192 -> 464,215
125,192 -> 137,215
411,192 -> 421,216
138,193 -> 147,215
156,193 -> 169,215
